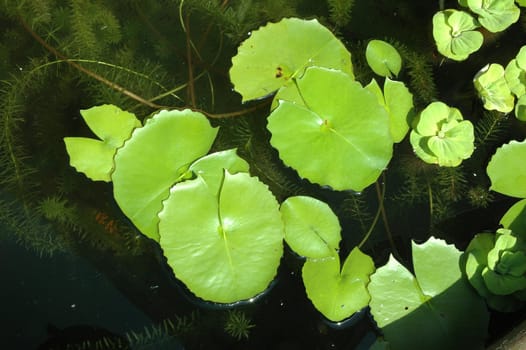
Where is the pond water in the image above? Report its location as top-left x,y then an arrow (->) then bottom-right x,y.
2,0 -> 526,349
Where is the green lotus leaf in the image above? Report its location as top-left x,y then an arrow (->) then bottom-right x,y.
467,0 -> 520,33
112,109 -> 218,241
365,39 -> 402,78
504,59 -> 526,98
365,78 -> 413,143
474,63 -> 515,113
368,237 -> 488,349
432,10 -> 483,61
280,195 -> 341,259
64,104 -> 141,181
487,139 -> 526,198
303,247 -> 375,322
410,101 -> 474,167
268,67 -> 392,191
188,149 -> 250,192
500,198 -> 526,234
158,171 -> 283,303
229,17 -> 353,102
515,94 -> 526,121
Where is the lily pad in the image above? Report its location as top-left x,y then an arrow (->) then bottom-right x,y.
487,139 -> 526,198
500,198 -> 526,234
64,104 -> 141,181
267,66 -> 392,191
303,247 -> 375,322
158,171 -> 283,303
280,195 -> 341,259
432,10 -> 483,61
467,0 -> 520,33
474,63 -> 515,113
410,102 -> 474,167
365,39 -> 402,78
368,237 -> 488,350
112,109 -> 218,241
229,17 -> 353,102
366,78 -> 413,143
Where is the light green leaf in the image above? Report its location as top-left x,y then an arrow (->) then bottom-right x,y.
467,0 -> 520,32
500,198 -> 526,234
64,104 -> 141,181
369,237 -> 488,349
410,102 -> 474,167
280,196 -> 341,259
229,17 -> 353,102
487,139 -> 526,198
517,0 -> 526,7
112,109 -> 218,241
504,59 -> 526,98
365,40 -> 402,78
159,171 -> 283,303
303,247 -> 375,322
483,267 -> 526,295
474,63 -> 515,113
189,149 -> 250,192
515,94 -> 526,121
432,10 -> 483,61
268,67 -> 392,191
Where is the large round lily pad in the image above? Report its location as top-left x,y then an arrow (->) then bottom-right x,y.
159,171 -> 284,303
112,109 -> 218,241
229,17 -> 353,102
267,66 -> 392,191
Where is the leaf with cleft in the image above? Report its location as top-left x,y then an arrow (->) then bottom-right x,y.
474,63 -> 515,113
64,104 -> 141,181
280,195 -> 341,259
467,0 -> 520,33
112,109 -> 218,241
268,66 -> 392,191
158,171 -> 283,304
368,237 -> 488,350
229,17 -> 353,102
303,247 -> 375,322
365,40 -> 402,78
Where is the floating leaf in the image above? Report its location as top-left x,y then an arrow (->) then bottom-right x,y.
303,247 -> 375,322
368,238 -> 488,349
432,10 -> 483,61
112,109 -> 218,241
268,67 -> 392,191
487,139 -> 526,198
504,58 -> 526,98
64,104 -> 141,181
500,198 -> 526,234
467,0 -> 520,32
280,196 -> 341,259
474,63 -> 515,113
365,39 -> 402,78
515,94 -> 526,121
159,171 -> 283,303
229,17 -> 353,102
410,102 -> 474,167
366,78 -> 413,143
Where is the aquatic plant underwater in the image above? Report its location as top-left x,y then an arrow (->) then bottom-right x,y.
2,0 -> 526,348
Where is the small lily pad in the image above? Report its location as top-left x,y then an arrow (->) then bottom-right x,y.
487,139 -> 526,198
159,171 -> 283,303
303,247 -> 375,322
229,17 -> 353,102
365,39 -> 402,78
64,104 -> 141,181
280,195 -> 341,259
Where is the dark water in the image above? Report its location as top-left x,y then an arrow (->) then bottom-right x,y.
2,0 -> 526,349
